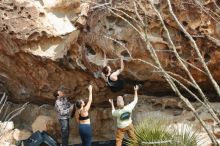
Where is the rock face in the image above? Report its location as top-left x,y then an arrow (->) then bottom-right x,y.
1,0 -> 220,144
79,0 -> 220,94
1,0 -> 220,103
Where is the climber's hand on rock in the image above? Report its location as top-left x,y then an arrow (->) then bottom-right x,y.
88,85 -> 92,92
120,56 -> 124,61
134,85 -> 139,91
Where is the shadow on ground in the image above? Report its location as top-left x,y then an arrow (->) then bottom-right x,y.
72,140 -> 127,146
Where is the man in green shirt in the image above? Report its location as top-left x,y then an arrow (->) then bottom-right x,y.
109,85 -> 139,146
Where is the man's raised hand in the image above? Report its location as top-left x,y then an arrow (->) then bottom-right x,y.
109,99 -> 113,104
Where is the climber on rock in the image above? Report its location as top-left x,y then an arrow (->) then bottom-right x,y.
102,53 -> 125,92
109,85 -> 139,146
54,86 -> 74,146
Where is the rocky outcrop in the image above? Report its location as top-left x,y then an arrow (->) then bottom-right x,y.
78,0 -> 220,95
1,0 -> 220,143
0,121 -> 31,146
0,0 -> 220,104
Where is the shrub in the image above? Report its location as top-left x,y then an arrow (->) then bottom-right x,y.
127,113 -> 200,146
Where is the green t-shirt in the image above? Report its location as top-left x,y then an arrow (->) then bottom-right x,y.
112,99 -> 137,128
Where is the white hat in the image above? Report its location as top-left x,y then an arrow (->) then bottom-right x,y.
117,96 -> 124,107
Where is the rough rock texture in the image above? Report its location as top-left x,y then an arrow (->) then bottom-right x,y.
0,121 -> 31,146
78,0 -> 220,95
0,121 -> 16,146
1,0 -> 220,104
1,0 -> 220,144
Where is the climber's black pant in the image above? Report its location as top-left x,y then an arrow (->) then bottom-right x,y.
108,79 -> 124,92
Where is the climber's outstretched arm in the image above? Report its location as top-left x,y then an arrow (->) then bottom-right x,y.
110,57 -> 124,79
103,52 -> 107,67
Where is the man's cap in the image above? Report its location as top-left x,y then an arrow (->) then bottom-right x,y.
117,96 -> 124,107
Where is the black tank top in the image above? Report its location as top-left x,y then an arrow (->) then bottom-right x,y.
107,73 -> 124,92
107,74 -> 118,86
79,112 -> 90,121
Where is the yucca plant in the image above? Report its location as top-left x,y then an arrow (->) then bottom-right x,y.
127,113 -> 172,146
127,113 -> 200,146
169,123 -> 200,146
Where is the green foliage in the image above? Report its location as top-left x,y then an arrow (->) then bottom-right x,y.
170,124 -> 199,146
127,113 -> 200,146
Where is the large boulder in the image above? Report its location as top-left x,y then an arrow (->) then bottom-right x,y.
31,115 -> 57,134
13,129 -> 31,141
0,121 -> 14,132
0,121 -> 15,146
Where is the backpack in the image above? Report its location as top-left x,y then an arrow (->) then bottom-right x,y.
23,131 -> 58,146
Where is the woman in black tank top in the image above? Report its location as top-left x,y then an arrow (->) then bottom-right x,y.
102,54 -> 125,92
106,73 -> 124,92
75,85 -> 93,146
